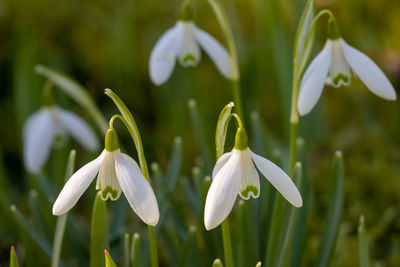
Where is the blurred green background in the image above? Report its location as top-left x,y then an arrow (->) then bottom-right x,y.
0,0 -> 399,266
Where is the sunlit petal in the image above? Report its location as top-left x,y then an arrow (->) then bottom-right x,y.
250,150 -> 302,208
115,151 -> 159,226
341,39 -> 396,100
298,41 -> 332,116
212,152 -> 232,178
204,150 -> 241,230
53,151 -> 105,215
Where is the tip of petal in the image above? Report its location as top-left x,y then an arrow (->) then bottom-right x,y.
52,204 -> 65,216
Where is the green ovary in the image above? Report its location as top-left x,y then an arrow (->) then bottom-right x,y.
241,185 -> 259,199
101,186 -> 120,200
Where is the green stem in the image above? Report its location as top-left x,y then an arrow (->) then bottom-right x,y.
148,226 -> 158,267
221,219 -> 234,267
207,0 -> 244,124
289,76 -> 299,173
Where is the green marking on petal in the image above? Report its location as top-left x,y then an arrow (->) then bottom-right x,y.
183,54 -> 196,63
101,186 -> 120,200
241,185 -> 259,199
333,73 -> 349,86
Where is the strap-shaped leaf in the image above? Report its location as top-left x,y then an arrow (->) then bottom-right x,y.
358,215 -> 370,267
105,250 -> 117,267
90,192 -> 109,267
10,246 -> 19,267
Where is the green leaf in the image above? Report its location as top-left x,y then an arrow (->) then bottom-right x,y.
10,205 -> 53,258
166,136 -> 183,193
255,262 -> 261,267
124,233 -> 130,267
90,192 -> 109,267
131,233 -> 142,267
178,226 -> 201,267
34,64 -> 108,134
275,163 -> 303,267
105,250 -> 118,267
293,0 -> 315,76
316,151 -> 344,267
188,99 -> 213,172
358,215 -> 370,267
10,246 -> 19,267
212,259 -> 224,267
215,102 -> 234,159
51,150 -> 76,267
105,89 -> 150,181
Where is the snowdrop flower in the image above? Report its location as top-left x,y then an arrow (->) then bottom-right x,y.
53,128 -> 159,226
23,106 -> 99,173
298,19 -> 396,116
149,4 -> 234,85
204,127 -> 302,230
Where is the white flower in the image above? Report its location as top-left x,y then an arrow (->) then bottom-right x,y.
204,129 -> 302,230
149,21 -> 234,85
52,129 -> 159,226
23,106 -> 99,173
298,38 -> 397,116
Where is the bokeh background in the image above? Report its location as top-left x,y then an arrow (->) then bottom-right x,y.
0,0 -> 399,266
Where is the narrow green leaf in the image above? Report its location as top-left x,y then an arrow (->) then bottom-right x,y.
188,99 -> 212,172
51,150 -> 76,267
212,259 -> 224,267
178,226 -> 201,267
166,136 -> 183,193
358,215 -> 370,267
180,176 -> 201,217
10,205 -> 53,257
90,192 -> 109,267
255,262 -> 261,267
105,250 -> 118,267
131,233 -> 142,267
105,89 -> 150,180
124,233 -> 130,267
293,0 -> 315,75
10,246 -> 19,267
215,102 -> 234,159
28,190 -> 49,238
316,151 -> 344,267
275,163 -> 303,267
34,64 -> 108,134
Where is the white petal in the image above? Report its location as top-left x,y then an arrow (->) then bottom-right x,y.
204,149 -> 241,230
149,23 -> 183,85
239,149 -> 260,200
341,39 -> 396,100
23,108 -> 56,173
178,22 -> 201,67
114,151 -> 159,226
250,150 -> 302,208
212,152 -> 232,178
194,26 -> 234,79
326,39 -> 351,88
56,107 -> 99,151
52,151 -> 105,215
97,151 -> 122,201
298,40 -> 332,116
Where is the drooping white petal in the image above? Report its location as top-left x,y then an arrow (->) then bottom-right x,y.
341,39 -> 396,100
194,26 -> 234,79
326,39 -> 351,88
23,108 -> 56,173
204,150 -> 242,230
298,41 -> 332,116
239,149 -> 260,200
149,23 -> 184,85
114,151 -> 159,226
97,151 -> 122,201
250,150 -> 302,208
212,152 -> 232,178
52,151 -> 105,215
56,107 -> 99,151
177,22 -> 201,67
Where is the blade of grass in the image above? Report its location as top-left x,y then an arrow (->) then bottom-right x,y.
178,226 -> 201,267
90,192 -> 109,267
10,246 -> 19,267
316,151 -> 344,267
166,136 -> 183,193
358,215 -> 370,267
131,233 -> 142,267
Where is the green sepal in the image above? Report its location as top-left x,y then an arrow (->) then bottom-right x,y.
327,18 -> 341,40
234,127 -> 248,151
105,128 -> 119,152
179,1 -> 194,21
